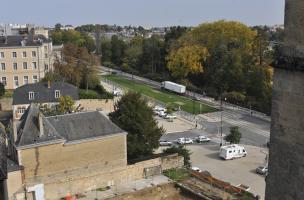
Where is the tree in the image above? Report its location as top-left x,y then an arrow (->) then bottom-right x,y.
166,44 -> 208,79
55,23 -> 62,31
100,39 -> 112,63
0,82 -> 5,97
163,146 -> 191,167
109,92 -> 164,159
58,96 -> 75,114
111,35 -> 125,66
225,126 -> 242,144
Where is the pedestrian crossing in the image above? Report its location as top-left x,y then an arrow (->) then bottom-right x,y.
200,111 -> 270,138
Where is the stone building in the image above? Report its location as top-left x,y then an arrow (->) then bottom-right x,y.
0,35 -> 53,89
265,0 -> 304,199
6,104 -> 128,199
12,81 -> 79,120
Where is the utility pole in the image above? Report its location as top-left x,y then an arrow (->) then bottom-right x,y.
220,92 -> 223,147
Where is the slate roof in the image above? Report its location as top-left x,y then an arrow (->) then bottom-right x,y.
0,125 -> 7,180
16,104 -> 125,148
0,35 -> 50,47
13,82 -> 79,105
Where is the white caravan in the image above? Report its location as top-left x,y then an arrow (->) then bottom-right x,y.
219,144 -> 247,160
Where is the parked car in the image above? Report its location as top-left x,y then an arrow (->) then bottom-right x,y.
196,135 -> 211,143
164,114 -> 177,119
158,110 -> 167,118
219,144 -> 247,160
191,166 -> 202,173
256,165 -> 268,175
159,140 -> 172,146
113,90 -> 122,96
177,137 -> 193,145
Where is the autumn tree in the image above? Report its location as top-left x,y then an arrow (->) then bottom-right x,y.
166,44 -> 208,79
58,95 -> 75,114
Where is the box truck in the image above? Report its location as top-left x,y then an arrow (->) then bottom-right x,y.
161,81 -> 186,94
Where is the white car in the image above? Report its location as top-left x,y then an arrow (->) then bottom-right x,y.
256,165 -> 268,175
158,110 -> 167,118
164,114 -> 177,119
177,137 -> 193,145
196,135 -> 211,143
159,140 -> 172,146
191,166 -> 202,173
113,90 -> 122,96
154,106 -> 166,112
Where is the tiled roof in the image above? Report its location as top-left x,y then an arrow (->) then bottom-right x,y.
13,82 -> 79,105
0,34 -> 50,47
16,104 -> 125,148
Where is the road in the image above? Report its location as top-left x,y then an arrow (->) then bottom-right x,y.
99,66 -> 270,147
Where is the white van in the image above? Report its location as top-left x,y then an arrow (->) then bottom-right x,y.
219,144 -> 247,160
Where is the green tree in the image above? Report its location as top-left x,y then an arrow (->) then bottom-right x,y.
58,96 -> 75,114
111,35 -> 125,66
0,82 -> 5,97
109,92 -> 164,159
55,23 -> 62,31
101,39 -> 112,63
225,126 -> 242,144
163,146 -> 191,167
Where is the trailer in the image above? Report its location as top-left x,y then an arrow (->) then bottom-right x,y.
219,144 -> 247,160
161,81 -> 186,94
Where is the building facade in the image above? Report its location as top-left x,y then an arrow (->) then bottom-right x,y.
0,35 -> 53,90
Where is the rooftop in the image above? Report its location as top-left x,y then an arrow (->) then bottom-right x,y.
16,104 -> 125,148
13,82 -> 79,105
0,34 -> 50,47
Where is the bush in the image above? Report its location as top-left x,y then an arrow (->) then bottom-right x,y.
0,83 -> 5,97
78,84 -> 113,99
163,168 -> 190,181
163,146 -> 191,167
223,91 -> 246,106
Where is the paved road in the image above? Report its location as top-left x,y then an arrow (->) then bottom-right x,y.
99,66 -> 270,146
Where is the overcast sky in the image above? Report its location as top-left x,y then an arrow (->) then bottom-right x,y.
1,0 -> 285,27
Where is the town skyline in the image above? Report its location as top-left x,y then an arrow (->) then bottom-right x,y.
1,0 -> 284,27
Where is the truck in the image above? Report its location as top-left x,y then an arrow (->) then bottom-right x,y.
161,81 -> 186,94
219,144 -> 247,160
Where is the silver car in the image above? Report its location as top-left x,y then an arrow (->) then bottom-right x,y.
256,165 -> 268,175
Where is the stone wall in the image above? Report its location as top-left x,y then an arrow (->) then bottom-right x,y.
14,153 -> 183,199
79,99 -> 114,113
266,69 -> 304,199
0,98 -> 12,111
6,170 -> 23,200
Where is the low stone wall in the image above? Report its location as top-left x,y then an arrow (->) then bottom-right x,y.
79,99 -> 114,113
0,98 -> 12,111
15,154 -> 183,199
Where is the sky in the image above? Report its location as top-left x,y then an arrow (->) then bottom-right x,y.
1,0 -> 285,27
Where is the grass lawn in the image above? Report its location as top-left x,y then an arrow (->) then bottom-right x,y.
163,168 -> 190,182
103,75 -> 217,114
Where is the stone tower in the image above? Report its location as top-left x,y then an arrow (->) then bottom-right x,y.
265,0 -> 304,199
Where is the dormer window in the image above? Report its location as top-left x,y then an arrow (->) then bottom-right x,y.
55,90 -> 61,99
29,91 -> 35,100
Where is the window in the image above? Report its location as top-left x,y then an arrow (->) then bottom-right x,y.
33,75 -> 38,83
32,51 -> 36,57
13,63 -> 17,70
17,107 -> 26,114
45,53 -> 48,58
28,91 -> 35,100
14,76 -> 19,87
32,62 -> 37,70
229,151 -> 232,153
12,52 -> 17,58
44,46 -> 47,51
1,63 -> 5,70
22,51 -> 27,58
1,77 -> 6,86
44,64 -> 49,71
23,62 -> 27,70
24,76 -> 29,85
55,90 -> 61,98
0,52 -> 4,58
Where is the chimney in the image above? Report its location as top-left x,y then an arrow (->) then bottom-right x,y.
38,113 -> 44,137
47,80 -> 51,89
